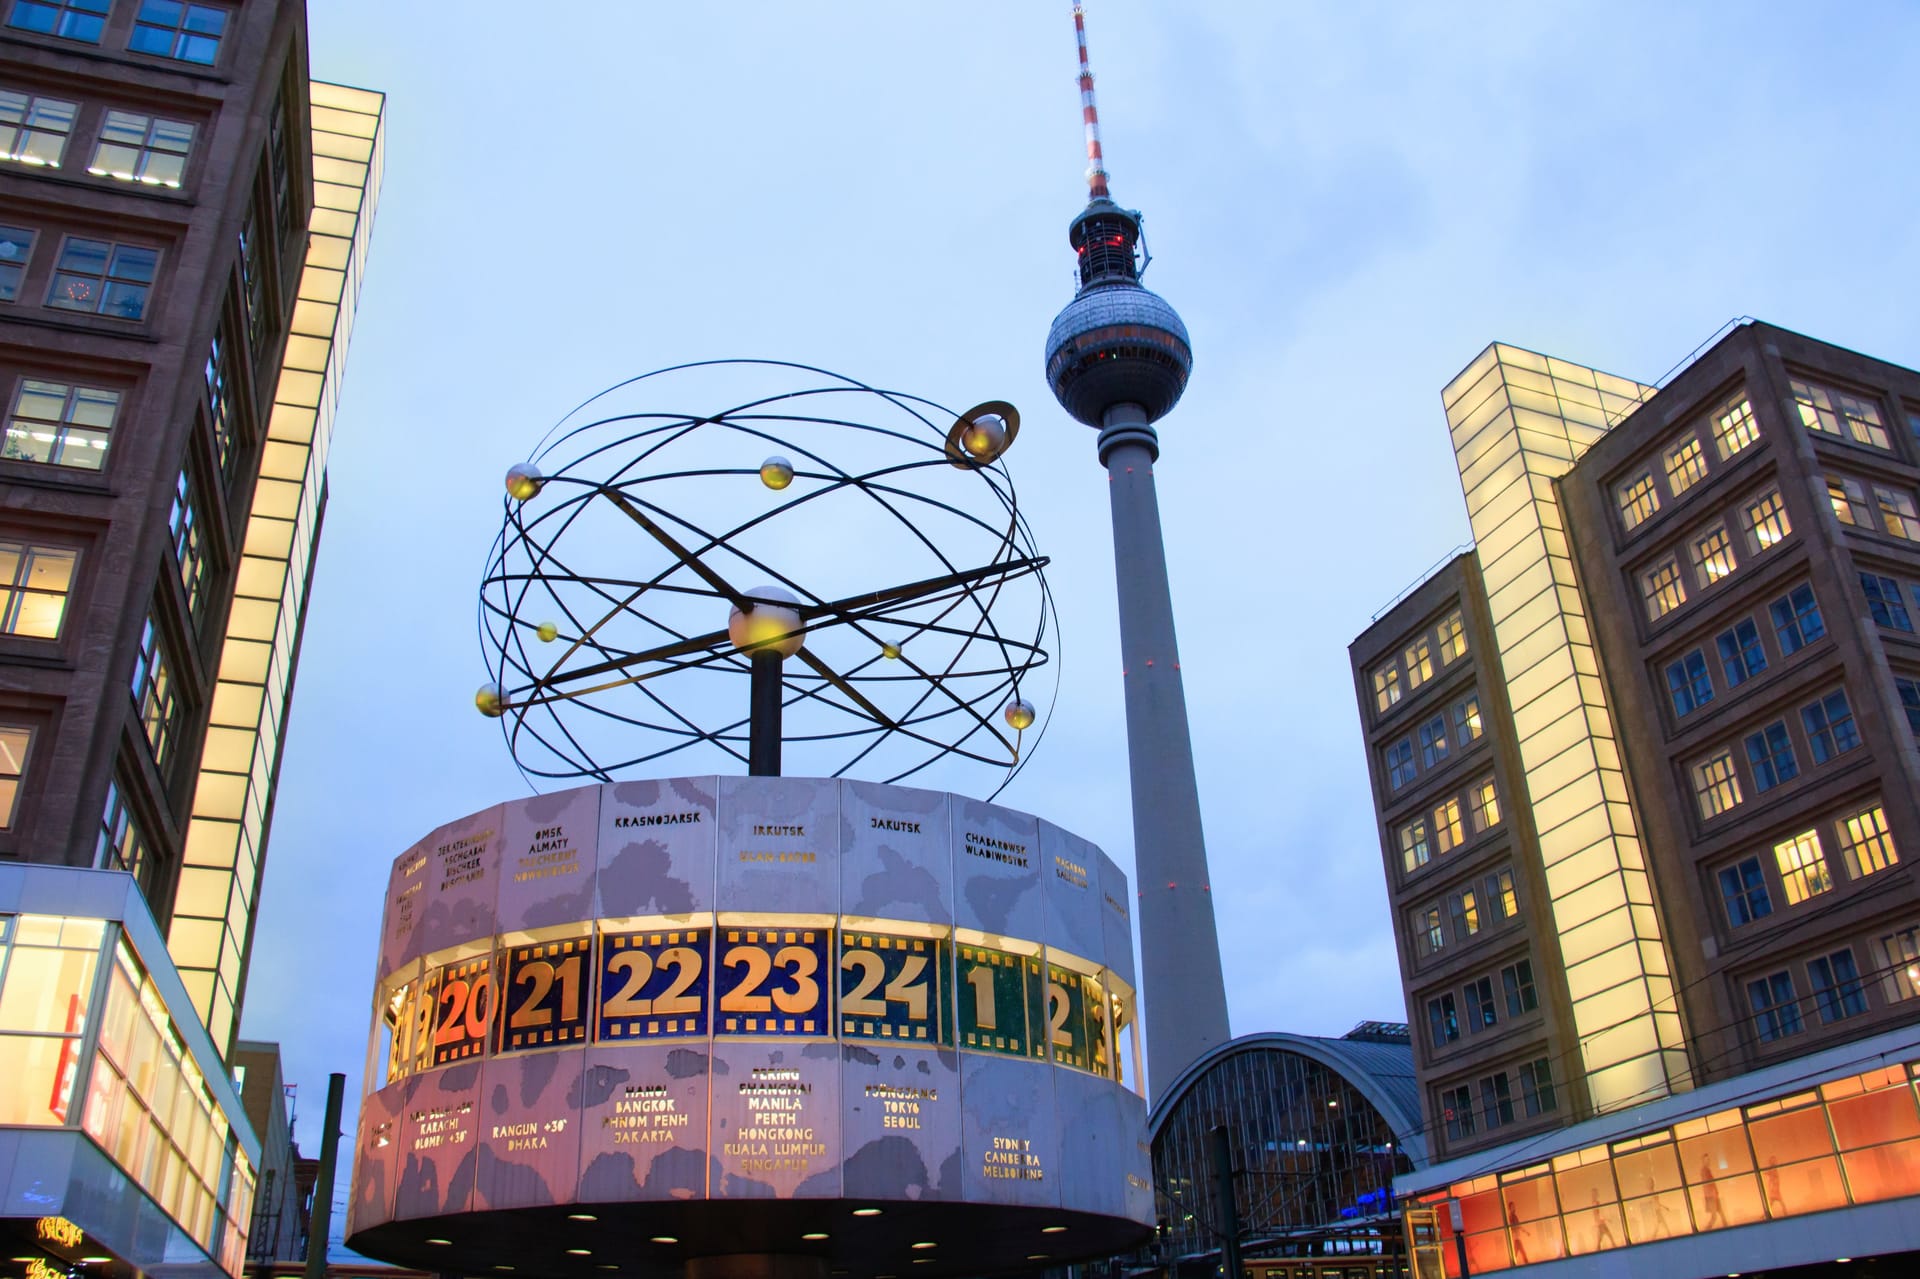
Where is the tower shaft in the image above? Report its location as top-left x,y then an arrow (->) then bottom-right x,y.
1099,404 -> 1231,1090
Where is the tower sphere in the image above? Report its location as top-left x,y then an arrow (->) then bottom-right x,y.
1044,200 -> 1193,427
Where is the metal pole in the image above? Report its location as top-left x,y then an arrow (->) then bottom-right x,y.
304,1072 -> 345,1279
749,651 -> 783,776
1209,1125 -> 1243,1279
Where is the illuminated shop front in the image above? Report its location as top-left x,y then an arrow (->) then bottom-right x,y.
0,866 -> 259,1279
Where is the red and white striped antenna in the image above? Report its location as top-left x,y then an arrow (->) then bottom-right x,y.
1072,1 -> 1111,201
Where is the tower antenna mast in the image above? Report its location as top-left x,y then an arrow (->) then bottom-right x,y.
1073,1 -> 1110,201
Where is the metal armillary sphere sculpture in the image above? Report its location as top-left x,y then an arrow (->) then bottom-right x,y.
477,360 -> 1056,797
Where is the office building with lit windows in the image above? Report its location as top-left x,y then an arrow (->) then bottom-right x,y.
0,3 -> 380,1277
1352,322 -> 1920,1274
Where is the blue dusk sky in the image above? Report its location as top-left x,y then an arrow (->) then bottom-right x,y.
247,0 -> 1920,1240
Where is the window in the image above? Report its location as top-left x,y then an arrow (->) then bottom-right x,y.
1747,971 -> 1803,1042
1619,472 -> 1660,529
1744,721 -> 1799,792
1453,694 -> 1483,745
1449,889 -> 1481,940
1876,486 -> 1920,540
1399,818 -> 1430,875
1404,637 -> 1433,691
45,237 -> 158,320
204,326 -> 239,478
130,615 -> 178,767
1691,525 -> 1737,587
1800,691 -> 1859,764
0,540 -> 77,638
0,725 -> 29,827
1501,959 -> 1537,1017
5,0 -> 106,41
1470,778 -> 1500,831
1480,1073 -> 1515,1129
1441,1085 -> 1474,1140
1433,798 -> 1465,855
1427,993 -> 1459,1048
1373,664 -> 1401,714
1899,677 -> 1920,737
1665,437 -> 1708,494
1692,749 -> 1743,819
1419,715 -> 1449,768
236,216 -> 266,350
1792,377 -> 1890,450
88,111 -> 194,188
0,224 -> 35,301
1414,907 -> 1445,959
1486,868 -> 1518,921
0,90 -> 75,169
1772,830 -> 1832,905
1874,924 -> 1920,1004
1742,488 -> 1792,553
129,0 -> 227,63
1642,556 -> 1687,620
1828,476 -> 1864,526
1717,856 -> 1772,928
1465,976 -> 1497,1031
1716,619 -> 1766,688
1386,739 -> 1415,790
1437,609 -> 1468,662
268,92 -> 291,234
1665,649 -> 1713,717
1837,804 -> 1898,879
1712,396 -> 1760,459
1769,584 -> 1825,654
1808,950 -> 1867,1024
96,779 -> 151,890
1860,572 -> 1913,632
1519,1058 -> 1557,1116
5,379 -> 119,469
169,469 -> 204,618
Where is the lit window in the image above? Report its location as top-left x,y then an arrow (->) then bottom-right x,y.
1404,637 -> 1433,690
129,0 -> 228,64
1480,1073 -> 1515,1129
96,779 -> 152,890
1836,804 -> 1898,879
1772,830 -> 1831,904
1618,472 -> 1660,530
1419,714 -> 1449,769
0,88 -> 75,167
1414,907 -> 1445,958
169,469 -> 204,618
1716,618 -> 1766,687
0,540 -> 77,638
1875,486 -> 1920,540
1464,976 -> 1497,1031
1827,475 -> 1864,526
1642,556 -> 1687,620
1385,739 -> 1415,791
1860,572 -> 1913,632
1742,488 -> 1792,553
1744,721 -> 1799,793
1501,959 -> 1537,1017
1691,525 -> 1737,587
1399,818 -> 1431,875
0,724 -> 29,827
1450,889 -> 1480,939
1518,1058 -> 1556,1116
1427,993 -> 1458,1046
5,379 -> 119,469
1433,798 -> 1465,854
1769,584 -> 1825,654
1747,971 -> 1803,1042
1873,924 -> 1920,1004
1665,436 -> 1708,494
1895,676 -> 1920,737
1807,950 -> 1866,1024
88,111 -> 194,188
4,0 -> 106,41
1470,778 -> 1500,831
1800,691 -> 1859,765
130,615 -> 178,767
1486,868 -> 1518,921
1436,609 -> 1467,663
1717,856 -> 1771,928
46,237 -> 158,320
0,224 -> 35,301
1665,649 -> 1713,717
1791,377 -> 1890,450
1373,664 -> 1400,714
1453,694 -> 1482,745
1712,396 -> 1760,459
1692,749 -> 1743,819
1441,1085 -> 1474,1140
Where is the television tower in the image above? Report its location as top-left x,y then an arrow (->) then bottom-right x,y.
1044,1 -> 1230,1092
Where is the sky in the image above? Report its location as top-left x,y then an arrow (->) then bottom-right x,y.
241,0 -> 1920,1236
